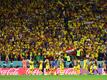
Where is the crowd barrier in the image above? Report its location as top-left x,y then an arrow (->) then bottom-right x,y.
0,68 -> 106,75
0,61 -> 104,68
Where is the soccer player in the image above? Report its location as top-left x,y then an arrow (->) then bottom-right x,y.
74,60 -> 80,74
59,57 -> 64,75
93,63 -> 98,74
45,59 -> 50,74
22,58 -> 27,74
51,58 -> 58,75
39,60 -> 43,73
89,63 -> 93,74
83,58 -> 88,70
77,60 -> 81,74
29,58 -> 34,74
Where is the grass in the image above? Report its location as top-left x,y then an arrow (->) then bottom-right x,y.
0,75 -> 107,80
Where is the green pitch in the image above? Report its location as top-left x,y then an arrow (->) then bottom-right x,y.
0,75 -> 107,80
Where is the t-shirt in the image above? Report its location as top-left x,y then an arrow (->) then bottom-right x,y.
66,56 -> 70,61
52,60 -> 58,67
77,50 -> 81,56
29,60 -> 34,68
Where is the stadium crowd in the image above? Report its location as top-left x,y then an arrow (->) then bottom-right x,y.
0,0 -> 107,69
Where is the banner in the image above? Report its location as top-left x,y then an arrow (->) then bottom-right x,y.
80,68 -> 106,75
0,68 -> 106,75
0,68 -> 43,75
44,68 -> 79,75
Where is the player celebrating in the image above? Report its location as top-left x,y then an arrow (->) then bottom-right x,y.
76,60 -> 81,74
59,57 -> 64,75
93,63 -> 98,74
51,58 -> 58,75
89,63 -> 93,74
39,60 -> 43,74
74,60 -> 80,74
29,58 -> 34,74
45,59 -> 50,74
83,58 -> 88,70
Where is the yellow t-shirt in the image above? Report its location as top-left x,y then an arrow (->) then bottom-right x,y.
29,60 -> 34,69
60,60 -> 64,69
46,62 -> 50,69
39,61 -> 43,70
93,65 -> 97,70
66,56 -> 70,61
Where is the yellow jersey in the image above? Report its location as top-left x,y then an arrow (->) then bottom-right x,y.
29,60 -> 34,70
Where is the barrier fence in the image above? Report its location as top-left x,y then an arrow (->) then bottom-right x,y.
0,68 -> 106,75
0,61 -> 105,68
